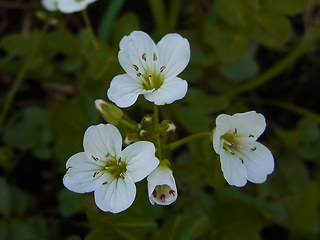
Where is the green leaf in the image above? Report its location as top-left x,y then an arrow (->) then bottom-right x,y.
171,104 -> 212,133
160,215 -> 208,240
206,23 -> 248,61
179,215 -> 208,240
7,219 -> 36,240
214,0 -> 246,27
290,181 -> 319,238
218,51 -> 258,82
48,99 -> 90,163
250,10 -> 292,47
186,88 -> 229,114
65,235 -> 82,240
0,220 -> 7,240
1,33 -> 34,56
10,186 -> 33,215
263,0 -> 309,16
46,28 -> 79,55
58,189 -> 84,217
111,12 -> 140,47
2,107 -> 51,160
0,178 -> 10,216
253,199 -> 290,228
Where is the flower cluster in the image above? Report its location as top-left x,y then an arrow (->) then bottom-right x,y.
63,31 -> 275,213
42,0 -> 96,13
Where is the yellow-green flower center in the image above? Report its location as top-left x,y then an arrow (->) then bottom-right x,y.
131,52 -> 166,91
141,70 -> 164,90
104,155 -> 127,179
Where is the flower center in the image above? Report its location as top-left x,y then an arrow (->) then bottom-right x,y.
221,128 -> 257,164
152,184 -> 176,203
132,52 -> 166,91
104,155 -> 127,179
141,71 -> 164,90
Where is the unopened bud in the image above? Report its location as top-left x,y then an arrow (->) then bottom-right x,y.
95,99 -> 123,125
140,114 -> 153,130
160,120 -> 176,136
124,133 -> 141,145
139,129 -> 153,139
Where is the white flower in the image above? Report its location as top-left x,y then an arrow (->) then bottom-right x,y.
41,0 -> 96,13
147,161 -> 178,205
107,31 -> 190,108
57,0 -> 96,13
63,124 -> 159,213
41,0 -> 58,11
213,111 -> 274,187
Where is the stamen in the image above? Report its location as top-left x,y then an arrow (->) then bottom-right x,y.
132,64 -> 139,71
233,128 -> 237,134
169,190 -> 175,196
117,157 -> 121,164
102,181 -> 108,185
160,194 -> 166,202
230,151 -> 235,155
160,66 -> 166,73
239,158 -> 244,164
152,189 -> 157,198
142,53 -> 147,61
120,172 -> 125,179
249,134 -> 254,138
153,52 -> 157,61
224,140 -> 233,148
250,147 -> 257,151
137,72 -> 141,77
93,171 -> 99,177
91,155 -> 98,161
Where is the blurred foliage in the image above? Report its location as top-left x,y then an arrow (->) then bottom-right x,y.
1,0 -> 320,239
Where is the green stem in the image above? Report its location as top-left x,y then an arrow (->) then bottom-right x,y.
168,0 -> 182,31
168,131 -> 212,150
0,20 -> 51,133
81,9 -> 100,50
97,0 -> 125,42
255,99 -> 320,123
119,118 -> 137,130
224,30 -> 320,98
148,0 -> 166,32
153,104 -> 162,160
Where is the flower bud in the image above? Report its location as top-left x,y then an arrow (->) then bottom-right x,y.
140,114 -> 153,130
95,99 -> 123,125
124,133 -> 141,145
147,160 -> 177,206
160,120 -> 176,136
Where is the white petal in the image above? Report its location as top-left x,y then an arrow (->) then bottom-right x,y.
232,111 -> 266,140
94,175 -> 136,213
144,77 -> 188,105
220,150 -> 248,187
83,124 -> 122,160
63,152 -> 103,193
240,142 -> 274,183
119,31 -> 159,77
42,0 -> 58,11
107,74 -> 150,108
121,141 -> 159,182
213,114 -> 233,154
157,33 -> 190,79
58,0 -> 88,13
